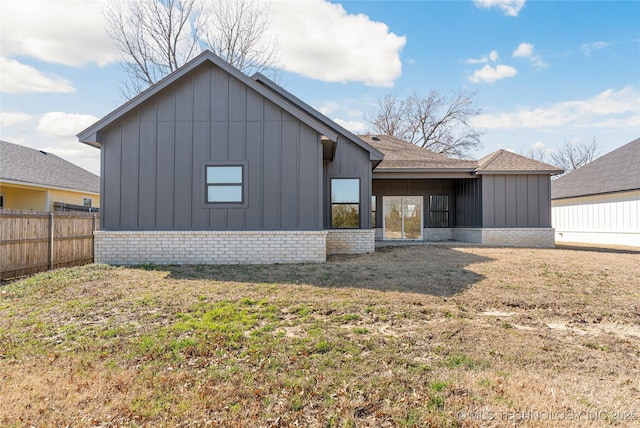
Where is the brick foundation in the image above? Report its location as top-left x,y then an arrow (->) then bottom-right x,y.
94,230 -> 329,265
453,228 -> 555,248
326,229 -> 375,255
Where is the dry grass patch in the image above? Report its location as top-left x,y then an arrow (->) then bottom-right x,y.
1,245 -> 639,426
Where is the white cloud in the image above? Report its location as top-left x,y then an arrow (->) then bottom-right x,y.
0,112 -> 33,128
467,50 -> 499,64
580,41 -> 611,55
473,0 -> 526,17
469,64 -> 517,83
1,0 -> 117,67
36,112 -> 99,137
333,118 -> 367,134
317,101 -> 341,116
512,42 -> 547,68
0,57 -> 75,94
512,43 -> 533,58
269,0 -> 406,87
473,86 -> 640,130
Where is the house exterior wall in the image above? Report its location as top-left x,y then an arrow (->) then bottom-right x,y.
324,141 -> 374,229
99,62 -> 323,232
552,190 -> 640,247
481,174 -> 552,228
0,184 -> 47,210
326,229 -> 375,255
454,178 -> 482,227
94,230 -> 328,264
372,179 -> 455,228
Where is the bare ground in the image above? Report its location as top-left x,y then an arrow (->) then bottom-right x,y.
1,243 -> 639,427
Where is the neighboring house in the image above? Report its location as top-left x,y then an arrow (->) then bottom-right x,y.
78,51 -> 561,265
0,140 -> 100,211
552,138 -> 640,247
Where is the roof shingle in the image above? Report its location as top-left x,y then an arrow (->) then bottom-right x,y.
476,149 -> 563,174
551,137 -> 640,199
0,140 -> 100,193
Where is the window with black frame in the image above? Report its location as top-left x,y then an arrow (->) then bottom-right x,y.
429,195 -> 449,228
331,178 -> 360,228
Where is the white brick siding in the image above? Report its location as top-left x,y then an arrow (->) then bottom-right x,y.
94,230 -> 328,265
453,228 -> 555,248
423,228 -> 452,241
326,229 -> 375,255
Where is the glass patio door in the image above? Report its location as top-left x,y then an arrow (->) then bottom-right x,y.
383,197 -> 423,240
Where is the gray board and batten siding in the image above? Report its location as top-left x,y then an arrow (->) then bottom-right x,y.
97,62 -> 324,231
372,174 -> 551,229
481,174 -> 552,228
79,52 -> 379,233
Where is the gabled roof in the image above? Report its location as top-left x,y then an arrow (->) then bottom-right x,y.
78,51 -> 339,147
252,74 -> 384,162
552,137 -> 640,199
360,134 -> 476,171
0,140 -> 100,193
476,149 -> 563,175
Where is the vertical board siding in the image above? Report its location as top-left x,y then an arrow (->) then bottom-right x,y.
0,210 -> 99,280
120,120 -> 139,229
100,63 -> 322,231
552,191 -> 640,232
453,178 -> 482,227
325,141 -> 373,229
482,174 -> 552,228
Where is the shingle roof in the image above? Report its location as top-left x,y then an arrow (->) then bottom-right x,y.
0,140 -> 100,193
359,135 -> 476,171
360,135 -> 561,175
476,149 -> 563,174
551,137 -> 640,199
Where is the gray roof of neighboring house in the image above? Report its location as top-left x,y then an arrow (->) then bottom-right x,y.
551,137 -> 640,199
0,140 -> 100,193
476,149 -> 564,175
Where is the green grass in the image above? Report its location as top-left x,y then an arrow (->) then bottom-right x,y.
1,244 -> 639,426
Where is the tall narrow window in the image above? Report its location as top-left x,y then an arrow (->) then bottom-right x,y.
429,195 -> 449,228
206,166 -> 244,203
371,195 -> 377,228
331,178 -> 360,228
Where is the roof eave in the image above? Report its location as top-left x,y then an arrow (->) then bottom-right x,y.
476,169 -> 564,175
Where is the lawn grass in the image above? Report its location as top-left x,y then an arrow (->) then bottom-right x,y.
1,244 -> 639,426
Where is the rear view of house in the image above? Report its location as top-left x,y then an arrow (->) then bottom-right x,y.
79,51 -> 562,266
552,138 -> 640,247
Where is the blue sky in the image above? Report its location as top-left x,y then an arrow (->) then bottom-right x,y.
1,0 -> 639,175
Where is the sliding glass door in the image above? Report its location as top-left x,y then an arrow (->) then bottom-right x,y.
383,197 -> 423,240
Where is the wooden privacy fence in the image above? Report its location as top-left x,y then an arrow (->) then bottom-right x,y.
0,210 -> 100,280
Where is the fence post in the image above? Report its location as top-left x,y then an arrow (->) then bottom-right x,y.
49,212 -> 54,270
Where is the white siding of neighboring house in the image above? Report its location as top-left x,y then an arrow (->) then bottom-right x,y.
552,190 -> 640,247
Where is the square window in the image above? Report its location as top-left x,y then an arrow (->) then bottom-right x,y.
206,165 -> 244,203
83,197 -> 92,207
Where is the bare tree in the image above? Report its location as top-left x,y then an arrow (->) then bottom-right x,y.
523,144 -> 549,162
366,90 -> 484,158
103,0 -> 278,97
202,0 -> 279,77
550,138 -> 600,172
